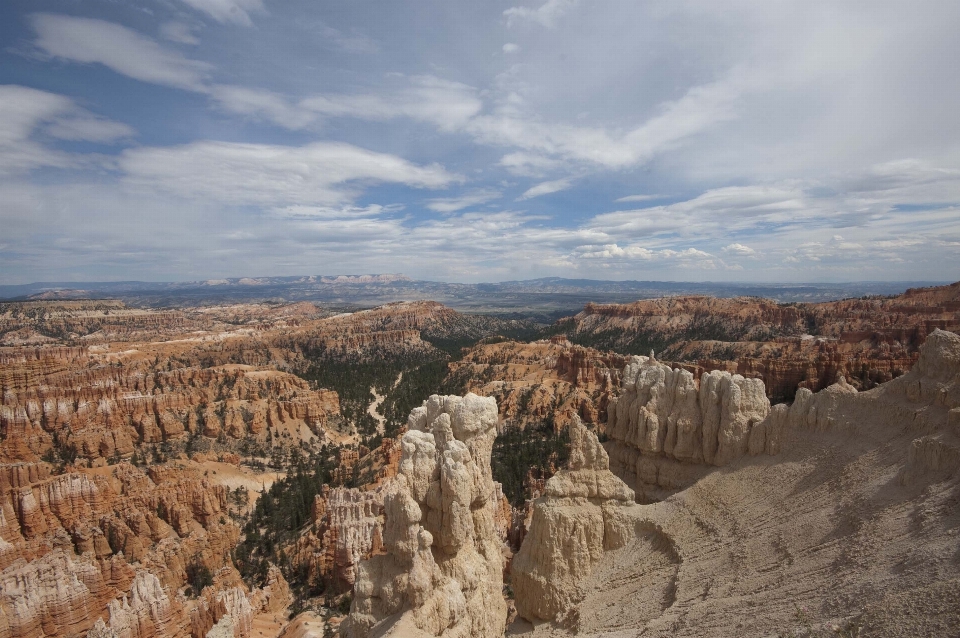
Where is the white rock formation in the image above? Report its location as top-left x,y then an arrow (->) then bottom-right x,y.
205,616 -> 235,638
605,354 -> 866,500
608,357 -> 771,466
340,394 -> 506,638
98,570 -> 189,637
511,416 -> 637,624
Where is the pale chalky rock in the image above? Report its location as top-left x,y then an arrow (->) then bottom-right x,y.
341,394 -> 506,638
512,416 -> 637,624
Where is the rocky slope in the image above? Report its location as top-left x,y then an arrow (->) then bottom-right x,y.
511,417 -> 638,625
561,281 -> 960,400
508,330 -> 960,637
0,346 -> 340,464
0,459 -> 290,638
0,299 -> 529,638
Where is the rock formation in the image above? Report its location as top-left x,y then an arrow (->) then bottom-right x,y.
0,458 -> 269,638
562,282 -> 960,400
606,351 -> 869,501
511,416 -> 637,624
448,337 -> 626,430
290,486 -> 385,596
505,331 -> 960,636
0,346 -> 340,463
340,394 -> 506,638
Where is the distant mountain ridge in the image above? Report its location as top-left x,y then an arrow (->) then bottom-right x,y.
0,276 -> 949,320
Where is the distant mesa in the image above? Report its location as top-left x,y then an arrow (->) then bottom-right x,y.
319,274 -> 411,284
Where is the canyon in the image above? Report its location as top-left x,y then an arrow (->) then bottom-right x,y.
563,281 -> 960,400
1,283 -> 959,636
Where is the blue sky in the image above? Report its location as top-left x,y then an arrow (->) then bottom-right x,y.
1,0 -> 959,284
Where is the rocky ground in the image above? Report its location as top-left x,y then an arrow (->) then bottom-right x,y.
0,300 -> 529,638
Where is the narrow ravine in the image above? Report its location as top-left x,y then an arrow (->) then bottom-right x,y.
367,372 -> 403,435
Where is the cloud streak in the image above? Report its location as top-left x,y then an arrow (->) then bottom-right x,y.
118,140 -> 463,206
31,14 -> 212,92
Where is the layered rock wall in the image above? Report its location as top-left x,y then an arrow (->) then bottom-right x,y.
565,282 -> 960,400
0,347 -> 339,462
449,338 -> 626,430
0,461 -> 248,638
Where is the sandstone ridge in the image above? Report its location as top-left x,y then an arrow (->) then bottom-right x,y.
606,350 -> 863,501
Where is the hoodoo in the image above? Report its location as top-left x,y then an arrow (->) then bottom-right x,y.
341,393 -> 506,638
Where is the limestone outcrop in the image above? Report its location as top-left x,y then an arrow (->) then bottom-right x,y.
524,330 -> 960,637
605,351 -> 866,500
340,394 -> 506,638
0,348 -> 340,463
511,416 -> 637,624
0,460 -> 249,638
290,486 -> 385,595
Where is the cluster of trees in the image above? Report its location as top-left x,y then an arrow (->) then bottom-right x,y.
491,422 -> 570,507
233,446 -> 337,599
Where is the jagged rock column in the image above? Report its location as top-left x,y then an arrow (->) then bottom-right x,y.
511,416 -> 637,625
341,393 -> 506,638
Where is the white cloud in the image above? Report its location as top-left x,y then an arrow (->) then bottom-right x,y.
425,189 -> 501,213
614,194 -> 664,203
573,243 -> 717,265
498,152 -> 564,177
271,204 -> 400,219
300,76 -> 482,132
212,75 -> 481,131
316,23 -> 379,54
503,43 -> 520,53
465,71 -> 744,170
504,0 -> 578,28
177,0 -> 266,26
31,14 -> 211,92
160,21 -> 200,45
0,85 -> 134,173
722,243 -> 757,256
0,85 -> 74,174
517,177 -> 573,200
45,116 -> 135,143
210,85 -> 316,129
118,140 -> 463,206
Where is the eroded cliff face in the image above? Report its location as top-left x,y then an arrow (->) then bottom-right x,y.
0,459 -> 290,638
508,330 -> 960,637
564,282 -> 960,400
0,300 -> 534,638
341,394 -> 506,638
0,347 -> 339,463
605,351 -> 868,501
289,486 -> 386,598
449,337 -> 626,430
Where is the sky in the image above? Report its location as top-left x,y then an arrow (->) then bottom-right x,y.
1,0 -> 959,284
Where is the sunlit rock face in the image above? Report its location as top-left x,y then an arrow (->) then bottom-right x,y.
341,393 -> 506,638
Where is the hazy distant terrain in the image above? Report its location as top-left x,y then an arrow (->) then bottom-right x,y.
0,276 -> 945,322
